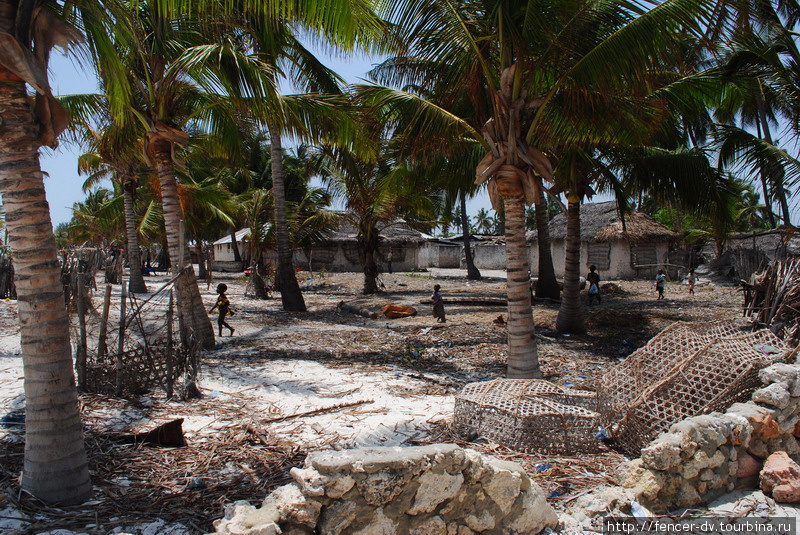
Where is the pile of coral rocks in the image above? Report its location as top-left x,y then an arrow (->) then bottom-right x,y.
212,444 -> 557,535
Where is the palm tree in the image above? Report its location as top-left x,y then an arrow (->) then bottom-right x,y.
68,187 -> 125,245
473,208 -> 493,235
370,0 -> 738,375
313,131 -> 437,294
716,32 -> 798,227
533,188 -> 561,300
238,1 -> 384,312
95,1 -> 277,349
63,94 -> 151,293
0,0 -> 129,506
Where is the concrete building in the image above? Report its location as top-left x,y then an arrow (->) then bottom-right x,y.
294,219 -> 436,272
528,201 -> 678,279
212,228 -> 251,272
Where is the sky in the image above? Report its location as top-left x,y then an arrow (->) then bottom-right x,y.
40,44 -> 799,228
41,46 -> 505,227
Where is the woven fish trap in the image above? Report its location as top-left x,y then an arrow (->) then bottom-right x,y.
454,379 -> 602,455
597,321 -> 748,422
597,322 -> 789,457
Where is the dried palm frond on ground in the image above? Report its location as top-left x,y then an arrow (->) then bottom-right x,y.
0,394 -> 304,533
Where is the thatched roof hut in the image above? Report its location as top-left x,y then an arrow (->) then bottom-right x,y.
527,201 -> 677,244
526,202 -> 679,279
324,218 -> 434,245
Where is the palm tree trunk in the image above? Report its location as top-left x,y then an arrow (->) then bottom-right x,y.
228,227 -> 242,263
0,66 -> 91,504
556,197 -> 586,334
122,182 -> 147,293
269,126 -> 306,312
361,227 -> 380,294
534,188 -> 560,300
756,94 -> 792,226
196,241 -> 207,279
461,191 -> 481,280
503,197 -> 541,378
151,142 -> 215,349
758,114 -> 792,226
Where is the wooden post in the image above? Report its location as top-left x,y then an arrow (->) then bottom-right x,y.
115,284 -> 127,396
97,284 -> 112,357
166,289 -> 174,399
76,272 -> 87,391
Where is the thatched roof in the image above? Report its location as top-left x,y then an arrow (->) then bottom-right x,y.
527,201 -> 677,244
323,218 -> 433,245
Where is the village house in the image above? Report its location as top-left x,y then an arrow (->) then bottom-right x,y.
293,219 -> 436,272
212,228 -> 251,272
527,201 -> 679,279
213,219 -> 440,273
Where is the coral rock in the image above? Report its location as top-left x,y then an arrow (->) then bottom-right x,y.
760,451 -> 800,503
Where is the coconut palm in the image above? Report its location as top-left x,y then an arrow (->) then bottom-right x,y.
365,0 -> 740,376
68,187 -> 123,244
62,93 -> 153,293
93,1 -> 282,348
0,0 -> 130,506
716,31 -> 799,227
313,131 -> 438,294
234,0 -> 384,312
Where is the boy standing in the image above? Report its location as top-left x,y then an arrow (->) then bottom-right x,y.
587,265 -> 601,305
655,269 -> 667,300
432,284 -> 446,323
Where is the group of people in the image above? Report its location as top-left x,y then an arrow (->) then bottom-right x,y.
587,265 -> 697,305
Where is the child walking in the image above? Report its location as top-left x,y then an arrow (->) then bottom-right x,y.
209,283 -> 235,336
655,269 -> 667,300
688,269 -> 696,296
432,284 -> 446,323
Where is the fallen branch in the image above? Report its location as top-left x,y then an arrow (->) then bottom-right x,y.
337,301 -> 378,319
416,297 -> 507,306
261,399 -> 374,424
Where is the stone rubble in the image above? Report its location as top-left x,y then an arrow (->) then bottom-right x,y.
212,444 -> 557,535
760,452 -> 800,503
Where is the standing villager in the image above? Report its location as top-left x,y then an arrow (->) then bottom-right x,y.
432,284 -> 446,323
587,265 -> 601,305
655,269 -> 667,300
688,270 -> 696,296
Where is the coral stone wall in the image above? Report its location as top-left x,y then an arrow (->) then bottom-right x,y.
618,362 -> 800,511
213,444 -> 558,535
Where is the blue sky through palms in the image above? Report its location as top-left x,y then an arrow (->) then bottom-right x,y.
40,45 -> 799,230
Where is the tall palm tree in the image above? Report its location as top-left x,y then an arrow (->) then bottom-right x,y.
533,188 -> 561,300
238,1 -> 384,312
313,133 -> 438,294
0,0 -> 128,505
96,1 -> 274,348
716,32 -> 798,227
63,94 -> 151,293
367,0 -> 733,376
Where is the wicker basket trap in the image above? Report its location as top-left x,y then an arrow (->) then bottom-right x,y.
597,321 -> 789,456
454,379 -> 602,455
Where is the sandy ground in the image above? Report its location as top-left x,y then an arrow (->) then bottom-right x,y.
0,268 -> 749,533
